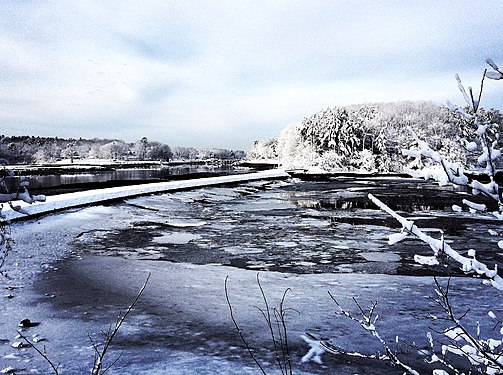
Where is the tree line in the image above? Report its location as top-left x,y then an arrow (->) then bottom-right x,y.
0,135 -> 245,164
249,100 -> 503,172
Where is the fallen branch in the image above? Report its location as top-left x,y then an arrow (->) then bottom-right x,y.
368,193 -> 503,290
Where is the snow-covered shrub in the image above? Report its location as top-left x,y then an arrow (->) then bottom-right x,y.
276,122 -> 318,169
350,149 -> 376,171
315,150 -> 348,171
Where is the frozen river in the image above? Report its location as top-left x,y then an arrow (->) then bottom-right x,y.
1,176 -> 502,374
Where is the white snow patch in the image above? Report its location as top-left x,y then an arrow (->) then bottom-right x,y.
452,205 -> 462,212
293,261 -> 317,267
414,255 -> 440,266
165,219 -> 207,228
359,252 -> 401,262
333,245 -> 350,250
388,232 -> 408,245
153,233 -> 201,245
275,241 -> 298,248
223,247 -> 264,255
247,262 -> 276,269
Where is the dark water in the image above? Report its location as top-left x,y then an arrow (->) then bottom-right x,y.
72,176 -> 502,278
3,165 -> 248,195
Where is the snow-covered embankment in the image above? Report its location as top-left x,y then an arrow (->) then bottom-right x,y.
3,169 -> 290,221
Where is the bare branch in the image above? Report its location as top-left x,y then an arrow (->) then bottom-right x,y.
224,275 -> 267,375
91,272 -> 150,375
18,330 -> 59,374
327,291 -> 420,375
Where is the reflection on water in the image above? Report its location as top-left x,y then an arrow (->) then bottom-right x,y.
2,165 -> 245,192
282,177 -> 489,213
293,198 -> 456,212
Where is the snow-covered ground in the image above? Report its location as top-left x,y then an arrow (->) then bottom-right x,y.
1,177 -> 502,374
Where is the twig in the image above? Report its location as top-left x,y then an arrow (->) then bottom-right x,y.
277,288 -> 293,374
432,277 -> 503,372
328,291 -> 420,375
255,273 -> 285,373
17,330 -> 60,374
226,274 -> 295,375
224,275 -> 267,375
91,272 -> 150,375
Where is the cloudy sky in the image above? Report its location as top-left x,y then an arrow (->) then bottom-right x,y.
1,1 -> 502,150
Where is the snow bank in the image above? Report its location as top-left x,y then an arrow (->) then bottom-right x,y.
3,169 -> 290,221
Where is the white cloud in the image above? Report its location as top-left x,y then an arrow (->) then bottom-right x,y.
0,1 -> 502,149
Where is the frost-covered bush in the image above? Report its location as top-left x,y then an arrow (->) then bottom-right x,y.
276,122 -> 317,169
315,150 -> 348,171
350,149 -> 376,171
269,100 -> 503,172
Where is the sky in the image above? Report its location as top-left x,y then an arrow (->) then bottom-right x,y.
1,1 -> 503,150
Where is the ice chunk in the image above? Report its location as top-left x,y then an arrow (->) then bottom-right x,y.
388,232 -> 408,245
360,252 -> 401,262
152,232 -> 201,245
414,255 -> 439,266
452,205 -> 462,212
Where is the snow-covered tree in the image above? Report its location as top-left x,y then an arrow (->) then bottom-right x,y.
268,101 -> 501,172
248,139 -> 278,160
147,142 -> 173,162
